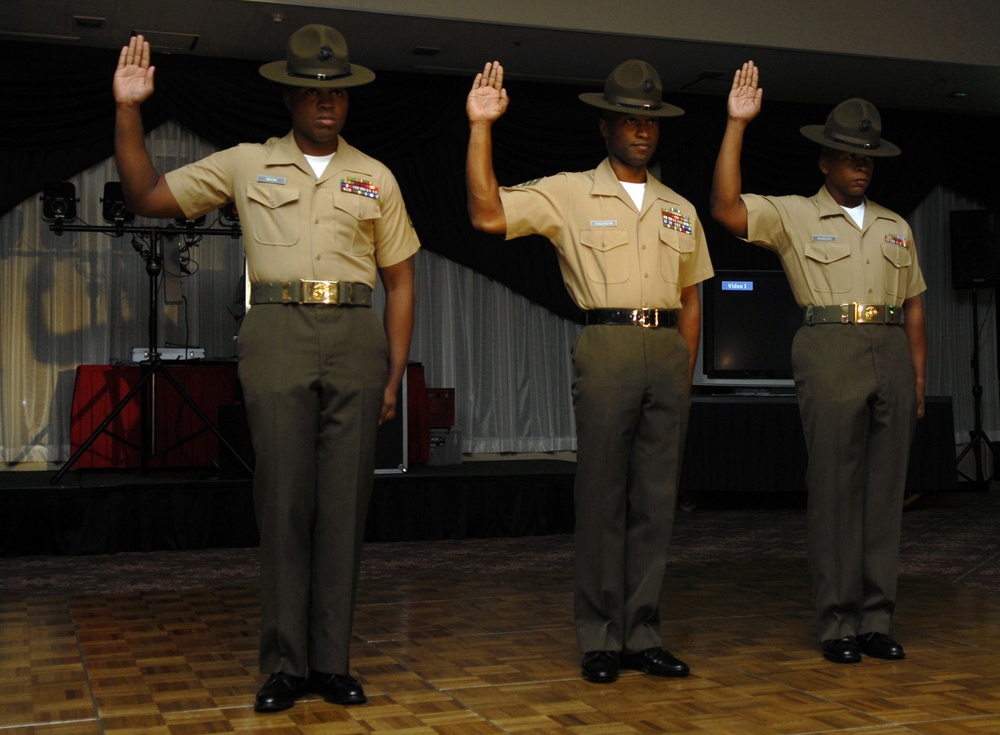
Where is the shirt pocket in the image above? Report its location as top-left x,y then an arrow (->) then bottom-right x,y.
881,240 -> 912,298
333,190 -> 382,257
803,239 -> 852,295
580,228 -> 630,284
246,183 -> 300,247
658,227 -> 695,284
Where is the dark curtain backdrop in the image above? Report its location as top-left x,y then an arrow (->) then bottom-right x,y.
4,41 -> 999,322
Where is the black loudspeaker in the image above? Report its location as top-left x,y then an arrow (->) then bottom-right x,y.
950,210 -> 1000,290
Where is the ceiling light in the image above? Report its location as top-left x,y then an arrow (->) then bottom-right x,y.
73,16 -> 106,30
681,70 -> 729,91
132,30 -> 200,52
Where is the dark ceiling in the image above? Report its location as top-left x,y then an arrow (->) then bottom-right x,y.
3,0 -> 1000,115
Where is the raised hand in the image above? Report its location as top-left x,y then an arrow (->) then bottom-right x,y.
114,35 -> 155,106
467,61 -> 509,124
728,60 -> 762,123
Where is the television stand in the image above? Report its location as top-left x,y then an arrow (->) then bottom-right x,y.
730,388 -> 796,397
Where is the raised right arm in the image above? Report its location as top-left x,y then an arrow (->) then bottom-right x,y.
710,61 -> 763,239
113,35 -> 185,219
465,61 -> 509,235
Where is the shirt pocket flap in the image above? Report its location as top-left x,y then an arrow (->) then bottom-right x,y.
804,239 -> 851,264
247,182 -> 300,210
659,227 -> 695,253
881,241 -> 912,268
580,227 -> 629,252
335,191 -> 382,221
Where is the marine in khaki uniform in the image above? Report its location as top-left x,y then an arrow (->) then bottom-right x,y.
711,61 -> 927,664
466,60 -> 714,683
113,26 -> 419,710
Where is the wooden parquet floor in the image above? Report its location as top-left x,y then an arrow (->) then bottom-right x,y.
3,493 -> 1000,734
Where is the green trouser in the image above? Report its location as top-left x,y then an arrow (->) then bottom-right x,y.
237,303 -> 387,676
792,324 -> 916,642
571,324 -> 691,654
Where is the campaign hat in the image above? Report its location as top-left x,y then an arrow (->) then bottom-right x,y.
579,59 -> 684,117
259,24 -> 375,88
800,97 -> 901,157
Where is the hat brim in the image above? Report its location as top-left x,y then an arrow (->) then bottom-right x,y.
800,124 -> 901,157
259,60 -> 376,88
579,92 -> 684,118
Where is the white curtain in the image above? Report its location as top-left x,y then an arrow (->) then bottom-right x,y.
0,119 -> 995,462
0,123 -> 244,463
908,187 -> 999,444
401,250 -> 580,453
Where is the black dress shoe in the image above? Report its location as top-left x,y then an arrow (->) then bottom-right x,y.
822,636 -> 861,664
307,671 -> 368,705
620,647 -> 690,677
581,651 -> 619,683
857,632 -> 905,660
254,672 -> 306,712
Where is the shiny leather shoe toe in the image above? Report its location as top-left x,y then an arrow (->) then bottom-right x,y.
822,636 -> 861,664
581,650 -> 619,683
857,632 -> 905,660
254,672 -> 306,712
620,647 -> 690,677
307,671 -> 367,705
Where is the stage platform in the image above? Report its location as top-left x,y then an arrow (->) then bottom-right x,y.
1,396 -> 958,556
0,460 -> 578,556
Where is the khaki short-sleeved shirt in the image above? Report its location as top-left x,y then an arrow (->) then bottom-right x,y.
499,158 -> 714,310
165,132 -> 420,286
742,186 -> 926,307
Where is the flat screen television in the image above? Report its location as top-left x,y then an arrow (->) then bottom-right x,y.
696,269 -> 802,390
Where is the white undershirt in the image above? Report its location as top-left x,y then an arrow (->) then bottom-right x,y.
304,152 -> 335,178
841,201 -> 865,228
620,181 -> 646,210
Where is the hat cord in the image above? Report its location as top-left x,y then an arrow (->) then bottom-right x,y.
604,96 -> 663,112
288,65 -> 353,81
825,132 -> 879,151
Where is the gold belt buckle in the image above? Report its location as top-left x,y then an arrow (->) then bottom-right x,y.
855,303 -> 882,323
302,279 -> 336,304
631,309 -> 659,328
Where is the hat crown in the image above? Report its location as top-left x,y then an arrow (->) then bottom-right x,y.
799,97 -> 899,156
578,59 -> 684,117
286,24 -> 352,80
259,24 -> 375,88
603,59 -> 664,111
823,98 -> 884,151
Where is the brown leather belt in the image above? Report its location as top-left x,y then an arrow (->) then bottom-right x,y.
804,303 -> 903,325
250,280 -> 373,306
585,308 -> 678,328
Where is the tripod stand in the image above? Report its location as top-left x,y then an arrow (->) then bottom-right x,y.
51,224 -> 252,483
955,285 -> 996,490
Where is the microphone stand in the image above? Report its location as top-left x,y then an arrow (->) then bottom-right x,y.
955,285 -> 996,490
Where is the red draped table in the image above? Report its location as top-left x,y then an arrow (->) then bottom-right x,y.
69,363 -> 239,469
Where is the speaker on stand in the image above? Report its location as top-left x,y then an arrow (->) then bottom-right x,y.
950,209 -> 999,490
